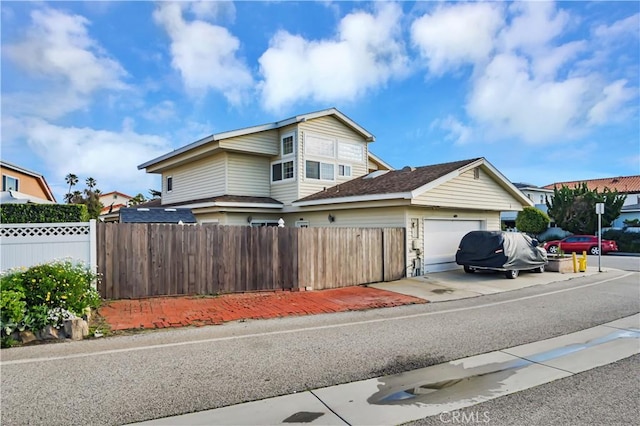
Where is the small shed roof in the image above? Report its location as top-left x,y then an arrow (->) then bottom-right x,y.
119,207 -> 197,224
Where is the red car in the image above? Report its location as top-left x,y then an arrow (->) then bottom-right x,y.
543,235 -> 618,255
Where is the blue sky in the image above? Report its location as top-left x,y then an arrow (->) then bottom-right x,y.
2,1 -> 639,201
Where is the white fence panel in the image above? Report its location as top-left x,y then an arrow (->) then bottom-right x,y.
0,221 -> 97,284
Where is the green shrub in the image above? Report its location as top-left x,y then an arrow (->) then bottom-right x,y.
0,261 -> 101,342
0,204 -> 89,223
602,230 -> 640,253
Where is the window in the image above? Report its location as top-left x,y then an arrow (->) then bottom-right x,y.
166,176 -> 173,192
306,161 -> 334,180
272,160 -> 294,182
281,133 -> 294,157
305,135 -> 335,158
2,175 -> 19,191
250,220 -> 280,227
337,142 -> 363,162
338,164 -> 351,177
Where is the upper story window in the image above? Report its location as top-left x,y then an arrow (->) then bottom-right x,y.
2,174 -> 19,191
337,142 -> 363,163
305,135 -> 335,158
306,160 -> 334,181
281,133 -> 295,157
272,160 -> 294,182
166,176 -> 173,192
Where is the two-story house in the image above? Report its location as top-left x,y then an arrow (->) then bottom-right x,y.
139,108 -> 532,274
501,183 -> 554,230
0,160 -> 56,204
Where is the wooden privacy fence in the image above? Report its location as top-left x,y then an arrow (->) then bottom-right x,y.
97,223 -> 405,299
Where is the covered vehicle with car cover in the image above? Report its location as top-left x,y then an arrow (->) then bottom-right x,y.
455,231 -> 548,279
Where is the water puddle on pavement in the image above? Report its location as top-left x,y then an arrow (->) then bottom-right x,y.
368,328 -> 639,406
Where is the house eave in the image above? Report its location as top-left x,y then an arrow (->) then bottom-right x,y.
178,201 -> 283,210
293,192 -> 412,207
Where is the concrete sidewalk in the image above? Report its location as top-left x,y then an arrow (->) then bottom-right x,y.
132,314 -> 640,425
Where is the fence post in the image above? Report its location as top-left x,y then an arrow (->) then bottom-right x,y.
89,219 -> 97,289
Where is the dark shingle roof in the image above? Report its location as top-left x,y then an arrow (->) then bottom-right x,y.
119,208 -> 197,223
296,158 -> 481,202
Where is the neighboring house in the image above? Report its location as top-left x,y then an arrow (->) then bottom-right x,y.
99,191 -> 134,222
501,183 -> 554,229
543,175 -> 640,229
119,207 -> 197,224
0,160 -> 56,204
138,108 -> 532,274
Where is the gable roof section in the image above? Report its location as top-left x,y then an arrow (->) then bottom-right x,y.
138,108 -> 374,172
0,160 -> 57,202
294,157 -> 531,207
543,176 -> 640,194
119,207 -> 197,223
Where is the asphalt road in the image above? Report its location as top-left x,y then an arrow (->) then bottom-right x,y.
1,265 -> 638,425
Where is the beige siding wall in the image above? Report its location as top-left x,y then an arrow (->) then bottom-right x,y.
414,168 -> 524,211
227,153 -> 270,197
219,130 -> 279,156
162,154 -> 226,204
284,206 -> 406,229
298,116 -> 369,201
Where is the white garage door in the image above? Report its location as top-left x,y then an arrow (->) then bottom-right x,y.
423,219 -> 483,272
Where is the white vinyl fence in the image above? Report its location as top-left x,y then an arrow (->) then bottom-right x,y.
0,221 -> 97,284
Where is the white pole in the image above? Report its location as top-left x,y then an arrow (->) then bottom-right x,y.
598,211 -> 602,272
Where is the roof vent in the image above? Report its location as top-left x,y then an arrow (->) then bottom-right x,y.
164,208 -> 177,212
402,166 -> 416,172
364,170 -> 389,179
137,208 -> 149,211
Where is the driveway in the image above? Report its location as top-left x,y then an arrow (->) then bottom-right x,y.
370,266 -> 604,301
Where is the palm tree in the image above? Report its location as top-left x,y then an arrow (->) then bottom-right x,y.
85,177 -> 97,190
65,173 -> 78,204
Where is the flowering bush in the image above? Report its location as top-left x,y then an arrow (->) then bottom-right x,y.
1,260 -> 101,345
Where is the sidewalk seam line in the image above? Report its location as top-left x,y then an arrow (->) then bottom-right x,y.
309,390 -> 352,426
499,350 -> 576,375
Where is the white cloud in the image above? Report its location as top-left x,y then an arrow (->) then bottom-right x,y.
587,79 -> 636,125
14,118 -> 170,196
467,53 -> 590,143
498,1 -> 569,53
432,115 -> 472,145
3,7 -> 128,119
5,8 -> 127,95
258,2 -> 408,112
410,2 -> 503,75
414,1 -> 638,145
153,2 -> 253,104
142,100 -> 178,122
594,13 -> 640,41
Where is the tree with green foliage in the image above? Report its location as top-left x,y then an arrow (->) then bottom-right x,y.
515,206 -> 550,237
64,173 -> 78,203
129,193 -> 147,206
149,189 -> 161,199
63,174 -> 103,219
546,183 -> 626,235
